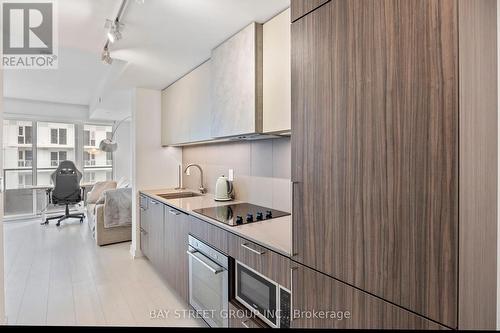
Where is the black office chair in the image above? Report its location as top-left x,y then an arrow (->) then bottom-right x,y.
43,160 -> 85,227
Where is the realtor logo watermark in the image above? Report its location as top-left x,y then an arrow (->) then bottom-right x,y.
2,0 -> 58,69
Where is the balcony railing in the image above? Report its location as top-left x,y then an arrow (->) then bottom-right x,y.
18,160 -> 33,168
84,160 -> 112,167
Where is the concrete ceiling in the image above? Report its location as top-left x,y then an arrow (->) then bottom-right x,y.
3,0 -> 290,120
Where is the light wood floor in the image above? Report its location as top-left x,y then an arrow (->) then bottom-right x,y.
3,218 -> 205,327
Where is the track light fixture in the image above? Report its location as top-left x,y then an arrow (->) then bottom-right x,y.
101,47 -> 113,65
105,19 -> 124,44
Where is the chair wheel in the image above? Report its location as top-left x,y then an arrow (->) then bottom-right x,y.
56,222 -> 61,227
80,218 -> 83,223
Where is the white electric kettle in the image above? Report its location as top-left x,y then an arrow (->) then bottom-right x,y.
215,175 -> 234,201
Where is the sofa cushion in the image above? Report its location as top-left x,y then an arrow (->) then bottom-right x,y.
87,181 -> 117,204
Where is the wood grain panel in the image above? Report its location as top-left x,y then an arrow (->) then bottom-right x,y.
291,263 -> 448,329
458,0 -> 498,329
229,301 -> 267,328
291,0 -> 458,326
188,216 -> 229,254
148,199 -> 164,268
164,207 -> 190,302
228,233 -> 291,289
290,0 -> 330,22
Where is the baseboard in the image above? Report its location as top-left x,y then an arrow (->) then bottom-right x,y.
129,243 -> 143,258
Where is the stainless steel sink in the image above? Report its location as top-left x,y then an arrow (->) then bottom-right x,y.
157,192 -> 203,200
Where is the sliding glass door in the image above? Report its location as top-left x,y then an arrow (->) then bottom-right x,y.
2,120 -> 35,216
2,120 -> 114,219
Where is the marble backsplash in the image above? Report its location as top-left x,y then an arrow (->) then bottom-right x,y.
181,137 -> 292,212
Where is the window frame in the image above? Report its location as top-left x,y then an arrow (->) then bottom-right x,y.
82,123 -> 114,183
3,119 -> 115,219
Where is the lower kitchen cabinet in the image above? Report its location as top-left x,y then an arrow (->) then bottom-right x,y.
291,263 -> 448,330
228,301 -> 266,328
164,206 -> 189,302
148,199 -> 165,268
189,216 -> 228,253
139,195 -> 150,258
228,234 -> 291,289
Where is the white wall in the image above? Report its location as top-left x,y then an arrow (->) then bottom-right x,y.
131,88 -> 182,257
114,121 -> 132,182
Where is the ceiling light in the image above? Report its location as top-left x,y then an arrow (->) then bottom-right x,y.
101,47 -> 113,65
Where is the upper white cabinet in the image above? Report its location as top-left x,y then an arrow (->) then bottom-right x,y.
263,9 -> 291,133
161,60 -> 212,146
161,11 -> 291,146
211,22 -> 263,138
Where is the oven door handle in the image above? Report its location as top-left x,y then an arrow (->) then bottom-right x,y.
187,250 -> 224,275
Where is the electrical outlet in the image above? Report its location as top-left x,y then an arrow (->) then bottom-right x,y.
228,169 -> 234,181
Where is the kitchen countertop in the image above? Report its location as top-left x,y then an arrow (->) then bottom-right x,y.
140,188 -> 292,257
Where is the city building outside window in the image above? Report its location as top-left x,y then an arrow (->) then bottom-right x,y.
37,122 -> 76,186
3,120 -> 35,216
3,120 -> 114,218
83,124 -> 113,183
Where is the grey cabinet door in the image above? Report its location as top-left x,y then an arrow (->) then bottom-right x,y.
148,199 -> 165,269
211,22 -> 263,138
139,196 -> 150,258
164,206 -> 189,301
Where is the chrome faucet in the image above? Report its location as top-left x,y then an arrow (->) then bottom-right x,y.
184,164 -> 207,194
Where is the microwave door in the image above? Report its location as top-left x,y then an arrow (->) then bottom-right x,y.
236,262 -> 278,327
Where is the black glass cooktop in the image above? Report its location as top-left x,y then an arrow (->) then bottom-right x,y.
193,203 -> 290,226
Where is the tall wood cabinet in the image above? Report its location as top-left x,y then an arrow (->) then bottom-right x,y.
291,0 -> 497,329
291,263 -> 446,329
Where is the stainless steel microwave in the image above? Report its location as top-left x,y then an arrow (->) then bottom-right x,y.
235,261 -> 291,328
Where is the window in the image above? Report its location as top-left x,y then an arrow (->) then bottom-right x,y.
50,128 -> 58,144
59,129 -> 67,145
18,149 -> 33,167
3,120 -> 35,217
50,127 -> 68,145
3,120 -> 115,218
18,125 -> 32,144
83,124 -> 113,183
37,122 -> 75,186
50,151 -> 68,167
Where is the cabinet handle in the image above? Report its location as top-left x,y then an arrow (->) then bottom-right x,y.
151,200 -> 160,205
241,320 -> 250,328
186,250 -> 224,274
290,266 -> 298,323
241,243 -> 266,255
169,209 -> 181,216
140,227 -> 148,235
140,207 -> 146,211
291,182 -> 299,257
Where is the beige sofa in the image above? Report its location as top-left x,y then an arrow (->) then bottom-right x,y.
86,181 -> 132,246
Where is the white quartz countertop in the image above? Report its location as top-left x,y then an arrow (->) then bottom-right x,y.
140,188 -> 292,257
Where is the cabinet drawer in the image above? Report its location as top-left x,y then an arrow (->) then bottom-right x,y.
188,216 -> 228,253
229,234 -> 291,289
229,301 -> 267,328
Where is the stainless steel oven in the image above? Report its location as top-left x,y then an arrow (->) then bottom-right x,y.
187,235 -> 229,328
235,261 -> 291,328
